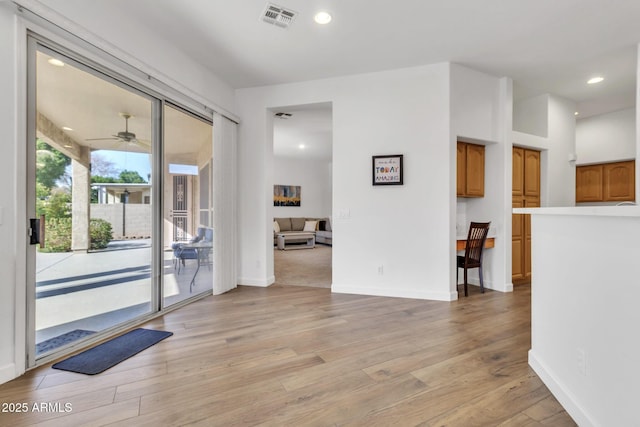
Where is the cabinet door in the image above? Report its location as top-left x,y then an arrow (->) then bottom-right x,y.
512,147 -> 524,197
576,165 -> 604,202
604,160 -> 635,202
512,199 -> 524,282
456,142 -> 466,197
524,150 -> 540,197
512,147 -> 540,285
523,198 -> 539,282
465,144 -> 485,197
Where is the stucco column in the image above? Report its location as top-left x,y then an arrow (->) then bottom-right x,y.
71,158 -> 90,252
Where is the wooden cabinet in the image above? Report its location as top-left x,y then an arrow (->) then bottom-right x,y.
456,142 -> 484,197
512,147 -> 540,285
576,160 -> 635,203
456,142 -> 466,196
576,164 -> 603,202
604,161 -> 635,201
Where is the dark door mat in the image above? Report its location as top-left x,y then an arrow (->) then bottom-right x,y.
52,328 -> 172,375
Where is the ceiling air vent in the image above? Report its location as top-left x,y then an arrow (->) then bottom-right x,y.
262,3 -> 297,29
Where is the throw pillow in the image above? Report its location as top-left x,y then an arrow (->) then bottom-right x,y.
303,220 -> 318,232
273,221 -> 280,233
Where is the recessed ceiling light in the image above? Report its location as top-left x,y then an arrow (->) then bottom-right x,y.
314,11 -> 332,24
48,58 -> 65,67
298,144 -> 306,149
587,76 -> 604,84
62,126 -> 73,131
574,112 -> 579,116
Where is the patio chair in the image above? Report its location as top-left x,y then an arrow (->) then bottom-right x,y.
172,227 -> 213,273
172,227 -> 205,273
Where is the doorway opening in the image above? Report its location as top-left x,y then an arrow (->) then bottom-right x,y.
271,103 -> 333,288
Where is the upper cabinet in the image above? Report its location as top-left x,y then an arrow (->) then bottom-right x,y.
576,164 -> 603,202
576,160 -> 635,203
457,141 -> 485,197
603,161 -> 635,201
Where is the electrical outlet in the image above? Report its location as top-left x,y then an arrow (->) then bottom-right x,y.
577,348 -> 587,376
377,265 -> 384,275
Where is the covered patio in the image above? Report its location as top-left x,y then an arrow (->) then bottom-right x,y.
35,238 -> 212,355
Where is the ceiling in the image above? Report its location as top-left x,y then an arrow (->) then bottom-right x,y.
104,0 -> 640,118
36,0 -> 640,160
272,103 -> 332,161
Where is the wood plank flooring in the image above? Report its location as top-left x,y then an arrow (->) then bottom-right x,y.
0,284 -> 576,426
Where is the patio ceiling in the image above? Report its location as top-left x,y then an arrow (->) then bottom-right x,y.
36,51 -> 212,158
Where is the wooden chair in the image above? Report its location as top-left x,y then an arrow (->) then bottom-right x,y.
457,221 -> 491,296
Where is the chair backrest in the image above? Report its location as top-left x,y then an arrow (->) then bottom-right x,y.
191,227 -> 207,243
464,222 -> 491,264
204,228 -> 213,242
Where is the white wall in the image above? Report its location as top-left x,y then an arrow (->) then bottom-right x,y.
513,94 -> 549,137
451,65 -> 511,293
546,96 -> 577,207
512,94 -> 576,207
272,157 -> 332,219
237,63 -> 511,300
576,108 -> 636,164
0,2 -> 237,384
528,210 -> 640,426
237,63 -> 454,299
0,4 -> 20,384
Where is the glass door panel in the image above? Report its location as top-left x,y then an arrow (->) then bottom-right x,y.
32,46 -> 155,359
162,104 -> 213,307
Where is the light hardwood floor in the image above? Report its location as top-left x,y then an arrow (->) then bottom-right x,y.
0,284 -> 576,426
274,245 -> 332,288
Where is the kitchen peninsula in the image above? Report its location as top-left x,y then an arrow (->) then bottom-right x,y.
512,206 -> 640,427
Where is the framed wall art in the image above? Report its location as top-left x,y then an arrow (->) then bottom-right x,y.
273,185 -> 301,206
372,154 -> 403,186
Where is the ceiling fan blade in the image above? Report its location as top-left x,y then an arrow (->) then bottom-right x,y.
134,139 -> 151,147
86,137 -> 119,141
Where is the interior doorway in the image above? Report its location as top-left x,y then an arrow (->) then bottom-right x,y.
271,102 -> 333,288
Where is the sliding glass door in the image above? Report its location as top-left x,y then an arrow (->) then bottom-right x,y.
27,41 -> 159,363
26,36 -> 215,366
162,104 -> 214,307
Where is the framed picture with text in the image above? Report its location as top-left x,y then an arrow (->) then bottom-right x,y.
372,154 -> 403,186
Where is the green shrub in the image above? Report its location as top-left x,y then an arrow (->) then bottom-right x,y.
45,191 -> 71,219
39,217 -> 113,252
90,218 -> 113,250
42,217 -> 72,252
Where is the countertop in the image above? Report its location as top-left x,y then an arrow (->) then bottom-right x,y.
513,205 -> 640,218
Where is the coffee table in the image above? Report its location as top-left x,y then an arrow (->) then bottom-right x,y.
276,232 -> 315,250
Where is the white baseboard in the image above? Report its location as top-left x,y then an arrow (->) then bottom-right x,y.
332,284 -> 454,301
0,363 -> 16,385
237,275 -> 275,287
458,278 -> 513,293
528,350 -> 595,427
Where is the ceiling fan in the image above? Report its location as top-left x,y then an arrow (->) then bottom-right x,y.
86,113 -> 149,146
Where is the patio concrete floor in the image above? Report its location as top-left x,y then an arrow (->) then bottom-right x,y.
35,239 -> 212,352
